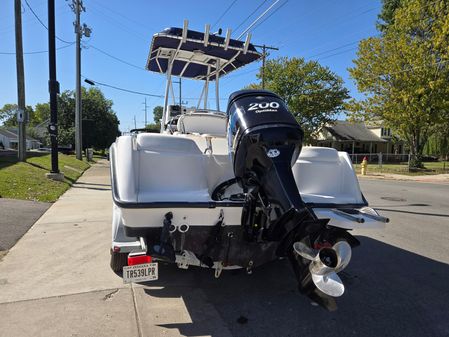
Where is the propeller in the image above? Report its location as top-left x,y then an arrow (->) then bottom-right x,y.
293,240 -> 352,297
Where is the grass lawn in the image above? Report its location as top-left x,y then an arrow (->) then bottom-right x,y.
353,161 -> 449,175
0,152 -> 91,202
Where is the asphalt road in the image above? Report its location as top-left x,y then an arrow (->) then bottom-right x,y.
358,179 -> 449,264
139,179 -> 449,337
0,198 -> 50,251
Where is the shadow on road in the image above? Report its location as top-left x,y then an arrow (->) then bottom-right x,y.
141,236 -> 449,337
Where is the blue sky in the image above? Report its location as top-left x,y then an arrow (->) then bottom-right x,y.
0,0 -> 381,132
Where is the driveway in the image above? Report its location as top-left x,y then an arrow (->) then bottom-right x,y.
0,198 -> 50,252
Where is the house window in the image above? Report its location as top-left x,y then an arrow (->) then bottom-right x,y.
381,128 -> 391,137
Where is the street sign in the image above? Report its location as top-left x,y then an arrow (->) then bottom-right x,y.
16,108 -> 24,122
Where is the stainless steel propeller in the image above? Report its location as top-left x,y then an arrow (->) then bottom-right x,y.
293,240 -> 352,297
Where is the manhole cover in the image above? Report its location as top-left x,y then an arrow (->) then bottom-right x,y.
381,196 -> 407,202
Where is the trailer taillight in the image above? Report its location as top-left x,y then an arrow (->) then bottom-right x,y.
128,254 -> 152,266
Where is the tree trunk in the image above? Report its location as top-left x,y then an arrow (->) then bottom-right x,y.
408,129 -> 426,169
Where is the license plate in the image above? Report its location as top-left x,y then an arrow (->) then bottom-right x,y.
122,262 -> 158,283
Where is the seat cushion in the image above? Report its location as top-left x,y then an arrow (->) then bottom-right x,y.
136,133 -> 202,154
177,113 -> 227,136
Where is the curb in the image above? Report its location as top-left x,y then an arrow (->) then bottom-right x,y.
357,174 -> 449,184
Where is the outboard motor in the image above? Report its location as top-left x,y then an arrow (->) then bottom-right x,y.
227,90 -> 315,243
226,90 -> 355,310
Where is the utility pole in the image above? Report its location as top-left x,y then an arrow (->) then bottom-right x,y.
172,77 -> 187,108
254,44 -> 279,89
133,115 -> 137,129
70,0 -> 91,160
179,78 -> 182,107
14,0 -> 26,162
46,0 -> 63,180
74,0 -> 82,160
143,98 -> 148,127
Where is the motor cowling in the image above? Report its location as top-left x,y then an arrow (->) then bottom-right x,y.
227,90 -> 303,178
226,90 -> 313,242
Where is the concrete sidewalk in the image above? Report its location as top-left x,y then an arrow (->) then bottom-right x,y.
0,160 -> 230,337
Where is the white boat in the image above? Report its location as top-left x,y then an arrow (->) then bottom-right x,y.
109,22 -> 387,310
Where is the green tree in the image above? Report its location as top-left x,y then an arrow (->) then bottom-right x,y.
45,87 -> 120,149
55,90 -> 76,146
81,87 -> 120,149
0,104 -> 34,126
247,57 -> 349,143
424,123 -> 449,160
144,123 -> 160,133
153,106 -> 163,124
348,0 -> 449,168
377,0 -> 402,32
0,104 -> 18,124
33,103 -> 50,126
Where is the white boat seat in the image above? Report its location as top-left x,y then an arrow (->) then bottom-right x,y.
136,133 -> 202,153
294,147 -> 364,205
177,113 -> 227,137
135,133 -> 211,203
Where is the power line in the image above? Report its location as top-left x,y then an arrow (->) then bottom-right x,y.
302,2 -> 445,62
0,42 -> 74,55
0,2 -> 69,35
184,96 -> 229,101
82,76 -> 164,98
305,0 -> 446,61
307,35 -> 377,61
303,38 -> 378,61
249,0 -> 288,34
87,4 -> 148,42
224,66 -> 259,80
237,0 -> 282,39
314,47 -> 358,61
83,76 -> 231,101
233,0 -> 267,35
23,0 -> 74,44
272,4 -> 377,50
305,41 -> 360,60
224,43 -> 360,82
86,44 -> 146,71
89,0 -> 151,31
212,0 -> 238,30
